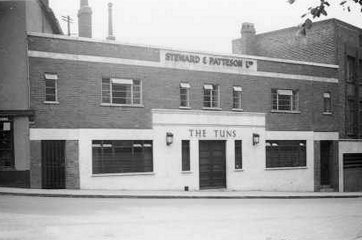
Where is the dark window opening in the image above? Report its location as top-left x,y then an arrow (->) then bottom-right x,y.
266,140 -> 306,168
92,140 -> 153,174
235,140 -> 242,169
182,140 -> 190,171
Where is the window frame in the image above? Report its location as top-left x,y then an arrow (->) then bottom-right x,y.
180,82 -> 191,108
203,84 -> 220,109
101,78 -> 142,107
265,140 -> 307,169
44,73 -> 58,103
323,92 -> 332,114
271,89 -> 299,113
92,140 -> 153,175
232,86 -> 243,110
234,140 -> 243,170
181,140 -> 191,172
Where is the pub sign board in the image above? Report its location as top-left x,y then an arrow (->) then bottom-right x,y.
161,50 -> 257,74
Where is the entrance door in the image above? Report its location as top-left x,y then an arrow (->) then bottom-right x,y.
42,140 -> 65,189
320,141 -> 332,185
199,140 -> 226,189
0,118 -> 13,169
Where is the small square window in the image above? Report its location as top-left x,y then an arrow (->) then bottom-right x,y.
44,73 -> 58,102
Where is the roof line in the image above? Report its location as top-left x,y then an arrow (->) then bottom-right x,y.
27,32 -> 339,69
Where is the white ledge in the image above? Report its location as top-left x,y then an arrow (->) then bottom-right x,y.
92,172 -> 155,177
265,167 -> 307,171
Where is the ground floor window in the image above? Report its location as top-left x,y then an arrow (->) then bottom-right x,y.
266,140 -> 306,168
92,140 -> 153,174
234,140 -> 242,169
0,118 -> 13,169
181,140 -> 190,171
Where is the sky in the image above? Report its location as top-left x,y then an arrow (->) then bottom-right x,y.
50,0 -> 362,54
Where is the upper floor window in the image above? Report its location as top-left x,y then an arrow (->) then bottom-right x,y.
232,86 -> 243,110
180,83 -> 191,108
203,84 -> 220,109
102,78 -> 141,106
272,89 -> 299,112
346,56 -> 355,83
44,73 -> 58,103
323,92 -> 332,113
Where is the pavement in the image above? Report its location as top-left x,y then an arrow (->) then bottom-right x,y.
1,187 -> 362,199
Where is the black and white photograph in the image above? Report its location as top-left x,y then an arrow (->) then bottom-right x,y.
0,0 -> 362,239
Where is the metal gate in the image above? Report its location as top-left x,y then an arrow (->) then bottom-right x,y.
343,153 -> 362,192
199,140 -> 226,189
42,140 -> 65,189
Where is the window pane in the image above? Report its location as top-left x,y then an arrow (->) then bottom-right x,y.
92,140 -> 153,174
180,87 -> 189,107
112,83 -> 132,104
212,86 -> 219,108
278,94 -> 292,111
203,89 -> 211,107
233,90 -> 242,109
235,140 -> 242,169
182,140 -> 190,171
323,93 -> 331,113
102,78 -> 111,103
45,79 -> 56,102
266,140 -> 306,168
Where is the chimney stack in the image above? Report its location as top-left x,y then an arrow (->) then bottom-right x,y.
106,2 -> 115,40
78,0 -> 92,38
232,22 -> 256,55
239,22 -> 255,55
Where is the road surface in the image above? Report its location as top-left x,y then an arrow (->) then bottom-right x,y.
0,195 -> 361,240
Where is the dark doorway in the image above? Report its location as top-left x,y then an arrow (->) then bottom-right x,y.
320,141 -> 332,185
42,140 -> 65,189
0,118 -> 14,169
199,140 -> 226,189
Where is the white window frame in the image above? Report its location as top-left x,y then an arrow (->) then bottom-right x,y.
203,84 -> 220,109
272,89 -> 299,112
101,78 -> 142,106
232,86 -> 243,110
44,73 -> 58,104
180,82 -> 191,108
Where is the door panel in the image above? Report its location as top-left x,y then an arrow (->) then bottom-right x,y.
199,140 -> 226,189
42,140 -> 65,189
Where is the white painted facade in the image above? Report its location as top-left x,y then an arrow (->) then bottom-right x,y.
30,109 -> 340,192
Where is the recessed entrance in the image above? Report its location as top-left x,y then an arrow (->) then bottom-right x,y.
199,140 -> 226,189
42,140 -> 65,189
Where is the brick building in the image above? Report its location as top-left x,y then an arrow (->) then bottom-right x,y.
232,19 -> 362,192
0,1 -> 360,191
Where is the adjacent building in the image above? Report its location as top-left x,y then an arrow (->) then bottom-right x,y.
232,19 -> 362,192
0,1 -> 360,191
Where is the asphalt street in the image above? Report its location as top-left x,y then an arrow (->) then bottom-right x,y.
0,196 -> 361,240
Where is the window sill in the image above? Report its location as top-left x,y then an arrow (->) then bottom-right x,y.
322,112 -> 333,115
43,101 -> 59,104
100,103 -> 144,108
265,166 -> 307,171
181,171 -> 193,174
270,110 -> 301,114
179,106 -> 191,110
202,107 -> 222,111
234,169 -> 244,172
92,172 -> 155,177
232,108 -> 244,112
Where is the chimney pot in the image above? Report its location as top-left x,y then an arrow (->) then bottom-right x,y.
78,0 -> 92,38
106,2 -> 115,40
